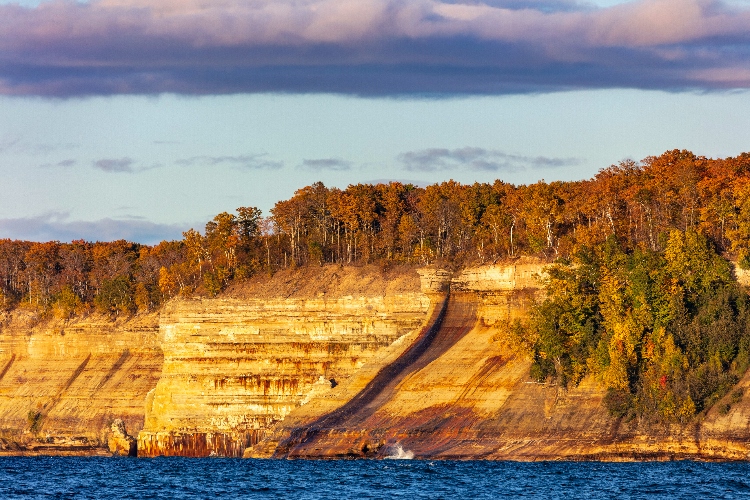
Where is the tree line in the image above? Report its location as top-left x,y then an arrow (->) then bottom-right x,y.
2,149 -> 750,320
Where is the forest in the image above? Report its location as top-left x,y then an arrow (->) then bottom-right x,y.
4,148 -> 750,314
3,148 -> 750,422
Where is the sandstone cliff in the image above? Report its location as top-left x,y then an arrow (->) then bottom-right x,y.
137,292 -> 434,456
4,262 -> 750,460
254,263 -> 750,461
0,311 -> 162,455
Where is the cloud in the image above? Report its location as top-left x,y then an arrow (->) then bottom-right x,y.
92,157 -> 162,173
398,147 -> 581,171
0,135 -> 21,152
93,157 -> 135,173
0,135 -> 79,154
40,158 -> 77,168
1,0 -> 749,96
0,212 -> 189,245
176,154 -> 284,170
300,158 -> 352,171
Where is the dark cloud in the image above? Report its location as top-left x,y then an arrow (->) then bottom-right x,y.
1,0 -> 749,96
300,158 -> 352,171
0,212 -> 189,245
398,147 -> 581,171
176,154 -> 283,170
93,157 -> 135,173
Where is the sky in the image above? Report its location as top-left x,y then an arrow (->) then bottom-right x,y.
1,0 -> 750,244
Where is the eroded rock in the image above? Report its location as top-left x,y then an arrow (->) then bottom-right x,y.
108,419 -> 136,457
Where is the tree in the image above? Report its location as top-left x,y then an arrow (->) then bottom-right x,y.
95,276 -> 134,316
22,241 -> 61,308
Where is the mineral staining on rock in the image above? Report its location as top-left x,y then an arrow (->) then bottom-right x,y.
108,418 -> 136,456
4,262 -> 750,460
0,312 -> 162,455
137,293 -> 434,457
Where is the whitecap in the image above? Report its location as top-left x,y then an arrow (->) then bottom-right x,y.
384,444 -> 414,460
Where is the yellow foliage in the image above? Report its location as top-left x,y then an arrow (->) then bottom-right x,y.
134,282 -> 151,312
677,396 -> 697,422
52,286 -> 83,320
602,301 -> 642,391
158,266 -> 178,299
660,334 -> 687,375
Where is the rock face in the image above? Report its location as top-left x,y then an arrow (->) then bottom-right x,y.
256,264 -> 543,459
5,261 -> 750,459
0,312 -> 162,455
254,263 -> 750,461
137,290 -> 436,457
108,418 -> 136,456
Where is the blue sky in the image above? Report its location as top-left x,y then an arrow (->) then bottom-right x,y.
1,0 -> 750,243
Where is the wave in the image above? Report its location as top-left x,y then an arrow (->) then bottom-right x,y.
385,444 -> 414,460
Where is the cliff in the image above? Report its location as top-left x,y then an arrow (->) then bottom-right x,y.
0,310 -> 162,455
137,292 -> 434,456
3,262 -> 750,459
136,265 -> 440,456
253,263 -> 750,461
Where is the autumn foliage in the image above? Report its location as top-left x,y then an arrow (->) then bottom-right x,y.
526,231 -> 750,424
0,149 -> 748,309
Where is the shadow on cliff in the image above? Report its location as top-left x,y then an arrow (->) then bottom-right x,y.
273,290 -> 479,457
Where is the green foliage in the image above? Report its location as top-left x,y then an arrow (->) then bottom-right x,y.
528,243 -> 603,386
27,409 -> 43,433
529,229 -> 750,424
52,285 -> 83,319
603,388 -> 633,418
94,276 -> 134,315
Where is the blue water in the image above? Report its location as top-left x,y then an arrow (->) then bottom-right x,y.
2,458 -> 750,499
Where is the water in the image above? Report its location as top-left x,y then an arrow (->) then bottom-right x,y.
2,457 -> 750,499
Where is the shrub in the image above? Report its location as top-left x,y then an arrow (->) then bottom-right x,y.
27,410 -> 43,433
603,388 -> 632,418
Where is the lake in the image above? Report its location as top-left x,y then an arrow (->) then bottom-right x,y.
2,457 -> 750,499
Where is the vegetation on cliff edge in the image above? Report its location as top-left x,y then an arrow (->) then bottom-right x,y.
525,230 -> 750,423
1,148 -> 750,317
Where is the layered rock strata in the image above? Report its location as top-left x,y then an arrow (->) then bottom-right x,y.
137,292 -> 435,457
258,263 -> 750,460
0,312 -> 162,455
5,261 -> 750,459
254,263 -> 542,458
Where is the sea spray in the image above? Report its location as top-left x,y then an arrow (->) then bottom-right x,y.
385,444 -> 414,459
